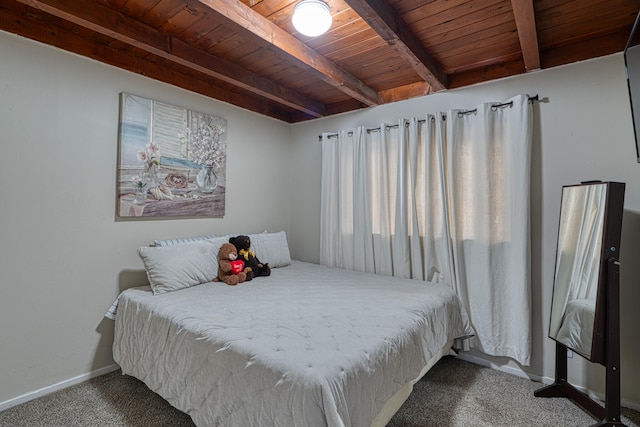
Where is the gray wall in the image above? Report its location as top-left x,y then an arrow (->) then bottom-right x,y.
288,54 -> 640,408
0,31 -> 291,404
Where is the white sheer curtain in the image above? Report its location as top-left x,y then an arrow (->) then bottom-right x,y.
320,94 -> 532,365
445,94 -> 532,365
320,117 -> 454,283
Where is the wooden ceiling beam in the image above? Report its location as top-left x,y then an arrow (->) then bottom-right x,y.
192,0 -> 380,106
15,0 -> 327,118
511,0 -> 541,71
379,81 -> 432,103
343,0 -> 448,91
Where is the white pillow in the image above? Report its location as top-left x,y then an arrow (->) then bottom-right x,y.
152,233 -> 217,247
248,231 -> 291,268
138,240 -> 221,295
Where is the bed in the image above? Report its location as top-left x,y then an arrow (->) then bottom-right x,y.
108,232 -> 473,427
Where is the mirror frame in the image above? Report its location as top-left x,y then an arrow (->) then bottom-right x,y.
624,11 -> 640,163
548,181 -> 625,364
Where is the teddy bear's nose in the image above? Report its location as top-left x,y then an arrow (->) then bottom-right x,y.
229,253 -> 237,260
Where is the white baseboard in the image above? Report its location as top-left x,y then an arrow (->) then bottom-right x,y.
455,352 -> 640,413
0,364 -> 120,412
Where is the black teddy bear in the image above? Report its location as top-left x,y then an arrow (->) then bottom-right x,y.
229,235 -> 271,281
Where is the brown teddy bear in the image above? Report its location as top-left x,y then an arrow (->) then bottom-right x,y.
213,242 -> 247,286
229,235 -> 271,280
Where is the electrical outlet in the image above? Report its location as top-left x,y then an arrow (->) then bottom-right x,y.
567,350 -> 573,358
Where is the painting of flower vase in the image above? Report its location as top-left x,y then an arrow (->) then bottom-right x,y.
116,92 -> 227,218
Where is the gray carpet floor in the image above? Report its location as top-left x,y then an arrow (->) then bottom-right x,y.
1,356 -> 638,426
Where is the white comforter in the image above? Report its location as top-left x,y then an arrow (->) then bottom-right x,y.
112,261 -> 473,427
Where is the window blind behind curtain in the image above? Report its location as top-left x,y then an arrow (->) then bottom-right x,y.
319,94 -> 533,365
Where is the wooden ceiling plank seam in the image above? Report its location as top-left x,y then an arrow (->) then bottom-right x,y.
320,37 -> 388,62
536,2 -> 637,35
537,7 -> 639,49
392,0 -> 474,17
206,31 -> 272,59
97,0 -> 128,10
536,0 -> 632,22
402,0 -> 506,29
271,70 -> 350,102
324,97 -> 369,115
218,39 -> 266,62
427,36 -> 520,68
429,20 -> 521,60
402,0 -> 512,51
343,0 -> 448,91
438,39 -> 522,70
158,5 -> 205,36
190,0 -> 380,106
137,0 -> 185,29
540,29 -> 629,70
176,14 -> 222,43
448,56 -> 526,88
245,0 -> 292,17
192,22 -> 235,50
432,28 -> 521,63
412,8 -> 516,49
311,26 -> 380,54
118,0 -> 162,19
14,0 -> 326,118
337,45 -> 409,71
204,32 -> 257,56
446,51 -> 523,76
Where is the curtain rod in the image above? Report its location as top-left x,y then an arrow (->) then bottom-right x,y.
317,94 -> 541,141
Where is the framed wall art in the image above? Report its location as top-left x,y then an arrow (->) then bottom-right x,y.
116,93 -> 227,218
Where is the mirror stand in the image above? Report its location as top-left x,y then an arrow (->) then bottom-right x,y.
535,258 -> 626,426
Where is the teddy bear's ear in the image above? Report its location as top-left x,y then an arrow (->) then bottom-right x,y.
229,236 -> 236,245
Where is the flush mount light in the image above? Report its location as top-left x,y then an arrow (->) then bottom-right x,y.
292,0 -> 332,37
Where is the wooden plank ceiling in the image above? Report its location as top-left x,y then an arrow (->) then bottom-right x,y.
0,0 -> 638,123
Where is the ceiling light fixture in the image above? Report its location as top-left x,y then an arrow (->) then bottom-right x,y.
292,0 -> 332,37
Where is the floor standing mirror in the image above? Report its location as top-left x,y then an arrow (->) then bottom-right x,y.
535,181 -> 626,426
